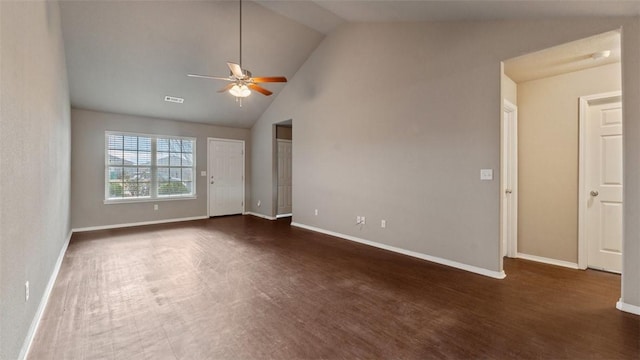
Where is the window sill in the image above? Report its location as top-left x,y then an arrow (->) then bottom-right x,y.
104,196 -> 197,205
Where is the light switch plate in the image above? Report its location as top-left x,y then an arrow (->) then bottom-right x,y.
480,169 -> 493,180
201,171 -> 207,177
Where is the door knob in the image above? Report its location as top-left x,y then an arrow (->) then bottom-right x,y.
505,189 -> 512,194
590,190 -> 599,197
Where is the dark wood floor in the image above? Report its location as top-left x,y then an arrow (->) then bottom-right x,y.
29,215 -> 639,359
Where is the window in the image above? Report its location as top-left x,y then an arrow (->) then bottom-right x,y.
105,132 -> 196,202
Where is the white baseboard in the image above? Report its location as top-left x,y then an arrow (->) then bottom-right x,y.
291,222 -> 506,280
244,212 -> 276,220
616,299 -> 640,316
517,252 -> 579,269
276,213 -> 292,219
72,216 -> 209,232
19,230 -> 72,360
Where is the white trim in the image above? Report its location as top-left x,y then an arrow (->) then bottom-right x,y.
20,231 -> 72,360
103,195 -> 197,205
291,222 -> 506,279
616,299 -> 640,316
72,216 -> 209,232
578,91 -> 623,270
244,212 -> 276,221
207,138 -> 246,217
501,99 -> 518,259
517,252 -> 579,269
276,213 -> 292,219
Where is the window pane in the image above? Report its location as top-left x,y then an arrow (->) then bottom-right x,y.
183,181 -> 193,194
122,167 -> 137,180
139,137 -> 151,151
183,153 -> 193,167
157,168 -> 169,182
123,136 -> 138,151
170,139 -> 181,153
157,152 -> 169,166
109,182 -> 124,198
159,181 -> 189,196
169,168 -> 181,180
169,155 -> 182,167
136,168 -> 151,182
123,150 -> 138,165
108,167 -> 124,181
108,135 -> 123,150
182,168 -> 193,182
108,150 -> 123,165
138,151 -> 151,166
182,141 -> 193,153
157,138 -> 169,152
123,182 -> 139,197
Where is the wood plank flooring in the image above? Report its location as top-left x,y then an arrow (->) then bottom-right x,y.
28,215 -> 639,359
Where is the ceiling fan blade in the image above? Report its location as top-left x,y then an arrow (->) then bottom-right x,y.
227,62 -> 244,78
251,76 -> 288,83
248,84 -> 273,96
187,74 -> 233,81
217,83 -> 235,93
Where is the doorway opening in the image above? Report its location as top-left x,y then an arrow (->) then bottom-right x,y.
500,30 -> 623,274
274,121 -> 292,218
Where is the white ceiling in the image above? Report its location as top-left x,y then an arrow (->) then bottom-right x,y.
60,0 -> 640,128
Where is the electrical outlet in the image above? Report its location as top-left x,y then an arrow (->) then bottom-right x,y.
356,216 -> 361,224
257,200 -> 261,207
361,216 -> 366,225
314,209 -> 318,216
381,219 -> 386,228
25,281 -> 29,301
154,204 -> 158,211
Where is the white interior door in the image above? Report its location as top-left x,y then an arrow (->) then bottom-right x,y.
277,139 -> 292,215
501,100 -> 518,258
584,96 -> 623,273
208,139 -> 244,217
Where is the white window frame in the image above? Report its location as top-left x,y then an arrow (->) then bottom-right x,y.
104,131 -> 197,204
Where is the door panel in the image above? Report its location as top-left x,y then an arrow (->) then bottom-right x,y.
586,100 -> 622,272
208,140 -> 244,217
277,139 -> 292,215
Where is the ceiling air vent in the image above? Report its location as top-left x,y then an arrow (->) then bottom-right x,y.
164,96 -> 184,104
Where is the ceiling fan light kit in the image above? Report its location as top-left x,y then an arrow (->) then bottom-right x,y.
187,0 -> 287,106
229,84 -> 251,98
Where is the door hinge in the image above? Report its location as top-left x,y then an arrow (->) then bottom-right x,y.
241,201 -> 244,206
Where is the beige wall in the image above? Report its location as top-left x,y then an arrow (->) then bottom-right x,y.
71,109 -> 251,229
0,2 -> 71,359
251,18 -> 640,308
517,63 -> 621,263
276,125 -> 292,140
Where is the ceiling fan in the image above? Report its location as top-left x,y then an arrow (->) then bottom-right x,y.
188,0 -> 287,104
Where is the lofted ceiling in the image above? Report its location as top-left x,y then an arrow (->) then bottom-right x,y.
60,0 -> 640,129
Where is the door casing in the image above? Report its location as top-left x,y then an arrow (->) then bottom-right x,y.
501,99 -> 518,259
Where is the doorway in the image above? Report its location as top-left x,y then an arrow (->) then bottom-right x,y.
501,30 -> 622,271
207,138 -> 245,217
579,92 -> 623,273
275,123 -> 292,218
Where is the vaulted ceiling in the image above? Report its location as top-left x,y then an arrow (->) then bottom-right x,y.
60,0 -> 640,128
